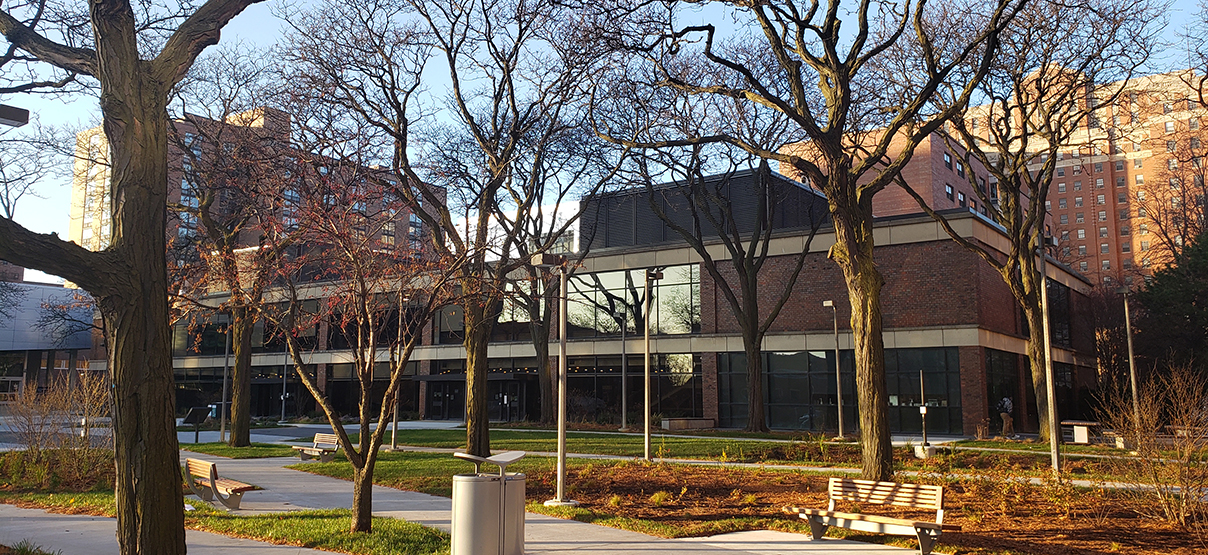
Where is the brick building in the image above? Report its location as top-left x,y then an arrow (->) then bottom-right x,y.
161,166 -> 1096,433
967,70 -> 1208,284
70,108 -> 436,418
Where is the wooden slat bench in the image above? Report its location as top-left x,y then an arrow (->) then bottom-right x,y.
292,433 -> 340,462
184,458 -> 256,510
785,477 -> 960,555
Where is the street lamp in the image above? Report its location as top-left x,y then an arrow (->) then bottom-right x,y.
616,308 -> 628,431
1037,234 -> 1061,476
823,300 -> 844,440
644,268 -> 663,461
1116,286 -> 1141,435
0,104 -> 29,127
534,253 -> 577,507
218,316 -> 232,444
279,361 -> 290,424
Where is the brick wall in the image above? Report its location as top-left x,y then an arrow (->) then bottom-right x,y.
958,346 -> 988,436
702,238 -> 1015,335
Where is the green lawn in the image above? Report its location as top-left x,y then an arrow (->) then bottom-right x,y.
288,451 -> 551,497
180,442 -> 299,459
189,507 -> 448,555
0,491 -> 449,555
376,429 -> 806,461
949,438 -> 1128,455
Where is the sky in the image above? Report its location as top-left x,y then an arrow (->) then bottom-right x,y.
3,0 -> 1204,283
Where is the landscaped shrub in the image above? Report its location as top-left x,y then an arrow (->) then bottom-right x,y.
1097,363 -> 1208,537
2,373 -> 113,492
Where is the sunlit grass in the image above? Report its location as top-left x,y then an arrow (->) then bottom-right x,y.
180,442 -> 299,459
0,491 -> 449,555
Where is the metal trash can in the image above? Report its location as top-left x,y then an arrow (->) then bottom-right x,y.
451,451 -> 526,555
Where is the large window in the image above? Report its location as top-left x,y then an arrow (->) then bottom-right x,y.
718,347 -> 963,433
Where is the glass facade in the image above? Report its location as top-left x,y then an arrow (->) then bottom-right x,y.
428,353 -> 703,423
719,347 -> 963,434
435,264 -> 701,345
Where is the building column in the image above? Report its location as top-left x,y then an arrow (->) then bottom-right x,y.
958,346 -> 987,437
701,352 -> 719,423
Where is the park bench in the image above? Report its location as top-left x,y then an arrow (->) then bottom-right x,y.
184,458 -> 256,510
785,477 -> 959,555
661,417 -> 715,430
1061,420 -> 1100,444
293,432 -> 341,462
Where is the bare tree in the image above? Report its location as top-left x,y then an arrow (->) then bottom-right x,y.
611,146 -> 825,433
0,1 -> 265,552
168,45 -> 303,447
0,123 -> 61,219
280,0 -> 624,456
591,0 -> 1021,480
1140,114 -> 1208,268
893,0 -> 1161,440
266,167 -> 455,533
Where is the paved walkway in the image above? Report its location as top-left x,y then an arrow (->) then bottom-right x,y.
170,453 -> 911,554
0,435 -> 915,554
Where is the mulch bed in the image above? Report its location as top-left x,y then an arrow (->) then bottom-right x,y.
523,460 -> 1207,554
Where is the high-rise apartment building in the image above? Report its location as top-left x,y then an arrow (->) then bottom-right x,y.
69,107 -> 427,258
968,70 -> 1208,285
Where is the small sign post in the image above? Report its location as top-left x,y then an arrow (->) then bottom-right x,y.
183,407 -> 210,444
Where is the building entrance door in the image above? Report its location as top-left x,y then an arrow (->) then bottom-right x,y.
427,381 -> 465,421
490,381 -> 523,422
0,376 -> 24,404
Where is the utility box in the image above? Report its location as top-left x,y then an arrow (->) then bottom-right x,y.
451,450 -> 526,555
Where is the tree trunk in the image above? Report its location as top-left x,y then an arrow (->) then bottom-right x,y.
229,306 -> 254,446
1023,303 -> 1053,440
464,302 -> 493,457
100,73 -> 186,554
532,322 -> 554,424
350,460 -> 375,532
739,326 -> 768,435
830,207 -> 893,482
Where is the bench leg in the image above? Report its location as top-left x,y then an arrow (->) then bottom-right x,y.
298,450 -> 313,461
915,527 -> 940,555
807,516 -> 828,541
319,451 -> 334,463
189,480 -> 213,502
215,490 -> 244,510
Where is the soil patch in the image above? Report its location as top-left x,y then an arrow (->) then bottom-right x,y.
523,461 -> 1206,554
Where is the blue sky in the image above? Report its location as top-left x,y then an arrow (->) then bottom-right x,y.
4,0 -> 1203,282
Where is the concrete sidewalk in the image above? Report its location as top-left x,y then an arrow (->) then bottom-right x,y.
172,452 -> 909,554
0,450 -> 912,554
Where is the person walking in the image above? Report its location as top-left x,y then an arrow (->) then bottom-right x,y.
997,396 -> 1015,438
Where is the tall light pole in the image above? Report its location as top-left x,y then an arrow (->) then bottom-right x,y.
823,300 -> 844,440
0,104 -> 30,127
1038,235 -> 1061,476
1117,286 -> 1141,434
644,268 -> 662,461
534,254 -> 577,507
279,361 -> 289,424
617,308 -> 628,431
218,317 -> 232,444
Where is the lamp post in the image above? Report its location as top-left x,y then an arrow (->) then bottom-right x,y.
0,104 -> 29,127
617,308 -> 628,431
1038,235 -> 1061,476
1116,286 -> 1141,434
218,317 -> 231,444
279,361 -> 289,424
823,300 -> 843,440
534,254 -> 577,507
644,268 -> 663,461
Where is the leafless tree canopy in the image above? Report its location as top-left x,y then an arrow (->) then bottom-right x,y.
587,0 -> 1023,480
889,0 -> 1162,441
279,0 -> 628,455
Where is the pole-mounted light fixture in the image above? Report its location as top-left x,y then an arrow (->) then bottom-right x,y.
534,253 -> 577,507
